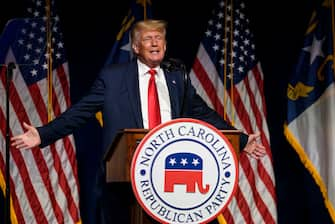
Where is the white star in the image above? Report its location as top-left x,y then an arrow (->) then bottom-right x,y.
28,32 -> 35,39
214,34 -> 220,40
27,43 -> 32,50
205,30 -> 212,37
30,69 -> 37,76
180,158 -> 188,166
57,42 -> 64,48
303,35 -> 325,64
192,158 -> 200,166
33,10 -> 39,17
169,158 -> 176,166
24,54 -> 30,60
33,59 -> 39,65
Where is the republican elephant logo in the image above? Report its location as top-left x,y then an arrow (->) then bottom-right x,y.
164,152 -> 210,194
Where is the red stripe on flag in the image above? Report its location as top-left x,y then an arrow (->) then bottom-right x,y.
52,85 -> 61,117
257,160 -> 277,202
56,66 -> 71,108
222,208 -> 234,224
49,143 -> 79,222
251,67 -> 267,116
243,75 -> 263,133
230,187 -> 253,223
62,136 -> 80,190
192,58 -> 225,116
229,85 -> 253,132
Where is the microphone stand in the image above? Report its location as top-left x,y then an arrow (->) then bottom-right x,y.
161,58 -> 189,115
179,62 -> 188,116
5,62 -> 15,224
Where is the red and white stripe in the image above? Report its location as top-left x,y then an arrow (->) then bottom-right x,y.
0,49 -> 81,224
190,43 -> 277,224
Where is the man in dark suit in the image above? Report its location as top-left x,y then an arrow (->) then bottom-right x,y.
12,19 -> 266,223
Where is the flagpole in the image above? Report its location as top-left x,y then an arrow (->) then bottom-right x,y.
217,1 -> 233,223
331,0 -> 335,74
223,1 -> 228,121
46,0 -> 53,122
5,62 -> 15,224
229,0 -> 235,126
218,1 -> 230,222
143,0 -> 147,20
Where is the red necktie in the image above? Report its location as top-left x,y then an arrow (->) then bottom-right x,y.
148,69 -> 161,129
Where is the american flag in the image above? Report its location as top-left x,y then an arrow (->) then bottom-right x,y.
0,0 -> 81,223
189,0 -> 277,223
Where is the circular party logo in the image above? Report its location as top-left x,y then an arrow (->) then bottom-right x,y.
131,118 -> 238,224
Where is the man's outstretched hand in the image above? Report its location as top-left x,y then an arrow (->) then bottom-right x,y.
11,122 -> 41,150
243,132 -> 266,159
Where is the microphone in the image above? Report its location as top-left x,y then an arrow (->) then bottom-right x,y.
161,58 -> 189,115
161,58 -> 185,72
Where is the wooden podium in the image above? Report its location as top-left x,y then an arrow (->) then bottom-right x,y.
104,128 -> 241,223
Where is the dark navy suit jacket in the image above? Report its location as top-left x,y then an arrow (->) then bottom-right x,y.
38,59 -> 247,152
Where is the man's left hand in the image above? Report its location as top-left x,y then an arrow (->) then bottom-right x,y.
243,132 -> 266,159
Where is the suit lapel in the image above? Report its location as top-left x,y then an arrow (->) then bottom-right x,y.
164,71 -> 181,119
126,61 -> 143,128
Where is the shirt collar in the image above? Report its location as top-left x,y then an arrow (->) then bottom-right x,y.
137,59 -> 161,77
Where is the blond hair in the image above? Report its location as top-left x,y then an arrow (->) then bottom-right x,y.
131,19 -> 167,45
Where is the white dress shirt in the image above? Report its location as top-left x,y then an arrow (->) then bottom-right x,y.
137,59 -> 172,129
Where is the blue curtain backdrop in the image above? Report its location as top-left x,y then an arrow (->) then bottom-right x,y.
0,0 -> 333,223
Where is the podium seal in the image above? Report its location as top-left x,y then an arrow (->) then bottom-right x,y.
131,118 -> 238,223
